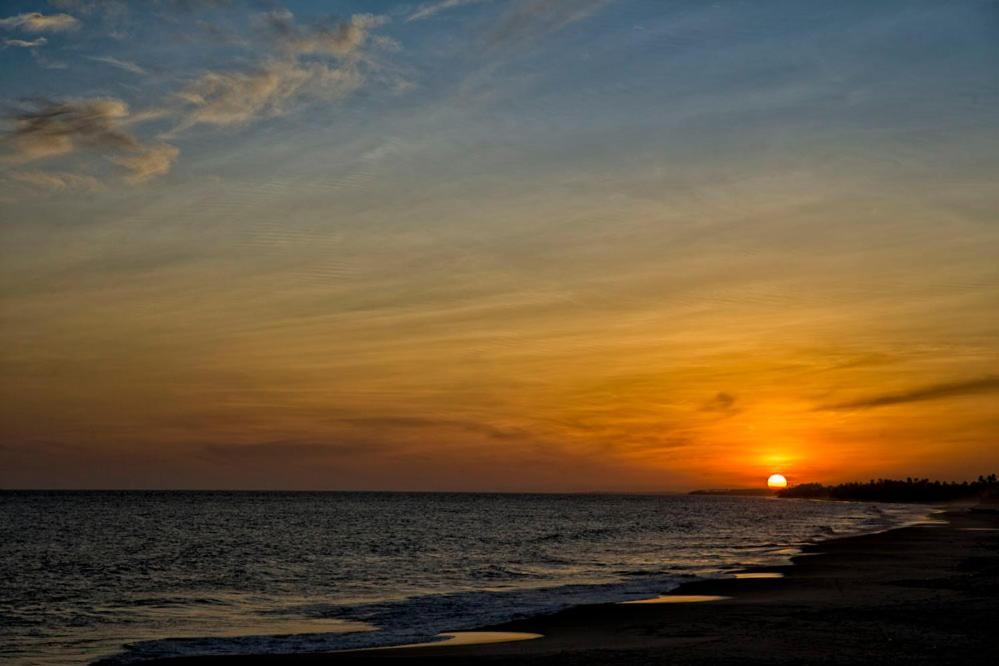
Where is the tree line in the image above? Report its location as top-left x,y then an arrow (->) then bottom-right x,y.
777,474 -> 999,503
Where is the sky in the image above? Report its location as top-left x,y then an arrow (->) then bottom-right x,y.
1,0 -> 997,491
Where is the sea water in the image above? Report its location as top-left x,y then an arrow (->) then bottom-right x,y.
0,491 -> 928,664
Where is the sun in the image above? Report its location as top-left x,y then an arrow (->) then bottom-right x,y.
767,473 -> 788,490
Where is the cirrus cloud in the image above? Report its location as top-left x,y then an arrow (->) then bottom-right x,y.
1,98 -> 177,182
259,10 -> 386,57
113,142 -> 179,183
2,98 -> 134,163
817,376 -> 999,411
3,37 -> 48,48
176,59 -> 362,128
176,12 -> 388,129
0,12 -> 80,32
408,0 -> 490,22
2,10 -> 393,188
487,0 -> 610,48
9,169 -> 103,191
86,55 -> 147,75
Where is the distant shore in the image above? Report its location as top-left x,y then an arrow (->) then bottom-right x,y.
147,506 -> 999,665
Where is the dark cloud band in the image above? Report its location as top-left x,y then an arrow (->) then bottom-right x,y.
818,376 -> 999,411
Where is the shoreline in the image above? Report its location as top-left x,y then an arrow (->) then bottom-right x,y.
141,506 -> 999,665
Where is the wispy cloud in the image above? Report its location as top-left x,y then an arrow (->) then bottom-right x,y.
49,0 -> 129,35
9,169 -> 103,191
199,439 -> 380,463
2,9 -> 393,189
2,98 -> 135,162
3,37 -> 48,48
1,98 -> 177,181
817,376 -> 999,411
259,10 -> 386,57
176,12 -> 388,129
160,0 -> 234,12
176,59 -> 362,128
336,415 -> 529,440
700,392 -> 740,416
49,0 -> 110,13
0,12 -> 80,32
486,0 -> 610,48
86,55 -> 147,75
408,0 -> 489,22
113,142 -> 179,182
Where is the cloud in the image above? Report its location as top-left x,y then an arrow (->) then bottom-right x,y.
176,12 -> 388,129
113,142 -> 179,182
86,55 -> 147,75
1,98 -> 178,182
159,0 -> 233,12
700,392 -> 739,416
487,0 -> 610,48
0,12 -> 80,32
176,59 -> 361,128
259,11 -> 386,57
336,415 -> 529,440
48,1 -> 129,33
3,37 -> 48,48
9,169 -> 103,191
2,11 -> 390,187
199,439 -> 379,463
817,376 -> 999,411
408,0 -> 489,22
2,98 -> 135,163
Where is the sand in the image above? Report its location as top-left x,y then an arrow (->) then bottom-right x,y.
147,507 -> 999,665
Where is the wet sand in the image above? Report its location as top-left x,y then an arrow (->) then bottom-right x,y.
149,508 -> 999,665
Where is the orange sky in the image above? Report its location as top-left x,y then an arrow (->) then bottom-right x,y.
1,0 -> 997,490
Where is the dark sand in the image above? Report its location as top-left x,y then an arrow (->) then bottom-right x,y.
147,508 -> 999,665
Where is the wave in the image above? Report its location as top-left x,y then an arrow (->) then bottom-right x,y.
102,574 -> 693,664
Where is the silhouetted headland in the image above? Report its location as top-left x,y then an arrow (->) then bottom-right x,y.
778,474 -> 999,503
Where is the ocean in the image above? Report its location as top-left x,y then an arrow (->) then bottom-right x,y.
0,491 -> 929,665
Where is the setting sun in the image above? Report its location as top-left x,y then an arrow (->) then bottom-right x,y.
767,474 -> 788,490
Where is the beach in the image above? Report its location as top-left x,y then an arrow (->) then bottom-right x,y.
149,507 -> 999,665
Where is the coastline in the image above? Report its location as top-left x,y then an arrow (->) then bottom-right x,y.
141,506 -> 999,665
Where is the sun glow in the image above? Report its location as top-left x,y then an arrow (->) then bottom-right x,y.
767,474 -> 788,489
